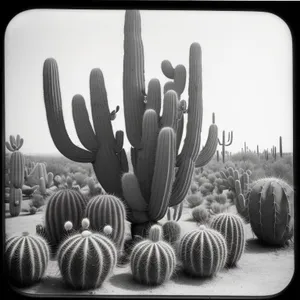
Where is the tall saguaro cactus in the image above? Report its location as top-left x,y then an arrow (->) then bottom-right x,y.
218,130 -> 233,163
279,136 -> 283,157
42,10 -> 218,238
5,135 -> 25,217
43,60 -> 128,198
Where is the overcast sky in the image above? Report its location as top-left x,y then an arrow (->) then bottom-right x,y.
5,9 -> 292,156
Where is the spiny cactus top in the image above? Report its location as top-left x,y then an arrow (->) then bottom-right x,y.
57,219 -> 117,290
5,232 -> 50,287
130,225 -> 176,285
210,213 -> 246,267
179,225 -> 227,277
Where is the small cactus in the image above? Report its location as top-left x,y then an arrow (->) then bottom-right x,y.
5,232 -> 50,287
210,213 -> 246,267
179,225 -> 227,277
57,221 -> 117,290
162,221 -> 181,244
130,225 -> 176,285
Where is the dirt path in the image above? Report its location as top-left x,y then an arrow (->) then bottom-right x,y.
5,205 -> 294,297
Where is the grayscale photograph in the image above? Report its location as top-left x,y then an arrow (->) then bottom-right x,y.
4,8 -> 294,297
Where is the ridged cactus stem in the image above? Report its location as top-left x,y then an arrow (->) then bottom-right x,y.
123,10 -> 145,149
279,136 -> 283,157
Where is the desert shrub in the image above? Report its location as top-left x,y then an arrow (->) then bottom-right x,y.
231,152 -> 260,165
210,202 -> 224,215
196,176 -> 209,186
226,190 -> 235,202
200,183 -> 214,196
186,193 -> 204,208
190,182 -> 199,194
73,172 -> 88,187
207,173 -> 216,184
204,160 -> 223,173
192,206 -> 210,224
214,193 -> 227,205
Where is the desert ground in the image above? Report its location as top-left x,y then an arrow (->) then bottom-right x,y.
5,200 -> 294,297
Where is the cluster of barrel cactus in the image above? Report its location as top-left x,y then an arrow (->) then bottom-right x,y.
42,10 -> 218,239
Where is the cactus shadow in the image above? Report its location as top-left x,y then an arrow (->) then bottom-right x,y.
245,238 -> 291,254
171,268 -> 215,287
109,272 -> 158,291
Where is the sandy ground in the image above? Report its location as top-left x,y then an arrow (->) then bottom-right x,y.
5,202 -> 294,297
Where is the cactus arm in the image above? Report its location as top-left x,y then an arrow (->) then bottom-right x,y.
114,131 -> 124,153
118,149 -> 129,173
121,173 -> 148,212
225,131 -> 233,146
130,147 -> 138,173
146,78 -> 161,116
135,109 -> 159,201
169,43 -> 203,206
195,123 -> 218,168
5,141 -> 14,152
43,58 -> 94,162
72,94 -> 98,152
148,127 -> 176,220
123,10 -> 145,149
90,68 -> 116,147
160,90 -> 179,130
161,60 -> 175,79
176,115 -> 184,153
10,135 -> 17,149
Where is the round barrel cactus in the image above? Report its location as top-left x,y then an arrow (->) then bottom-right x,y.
57,219 -> 117,290
210,213 -> 246,267
179,225 -> 227,277
44,188 -> 87,250
248,177 -> 294,246
130,225 -> 176,285
5,232 -> 50,287
84,194 -> 126,250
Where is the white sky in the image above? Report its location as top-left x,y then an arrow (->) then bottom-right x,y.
5,9 -> 293,156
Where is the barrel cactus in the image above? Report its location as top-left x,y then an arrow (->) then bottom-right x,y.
5,232 -> 50,287
57,219 -> 117,290
84,194 -> 126,251
162,221 -> 181,245
210,213 -> 246,267
5,134 -> 25,217
179,225 -> 227,277
43,188 -> 87,251
246,177 -> 294,246
130,225 -> 176,285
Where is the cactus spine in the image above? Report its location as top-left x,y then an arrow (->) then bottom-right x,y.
210,213 -> 246,267
130,225 -> 176,285
218,130 -> 233,163
6,134 -> 25,217
84,194 -> 126,251
179,225 -> 227,277
44,189 -> 87,251
5,232 -> 49,287
247,178 -> 294,245
57,221 -> 117,290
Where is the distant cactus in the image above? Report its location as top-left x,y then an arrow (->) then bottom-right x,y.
84,194 -> 126,251
162,221 -> 181,244
247,178 -> 294,246
130,225 -> 176,285
179,225 -> 227,277
43,189 -> 87,251
279,136 -> 283,157
210,213 -> 246,267
218,131 -> 233,163
57,221 -> 117,290
5,232 -> 49,287
5,134 -> 25,217
186,193 -> 204,208
166,201 -> 183,222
